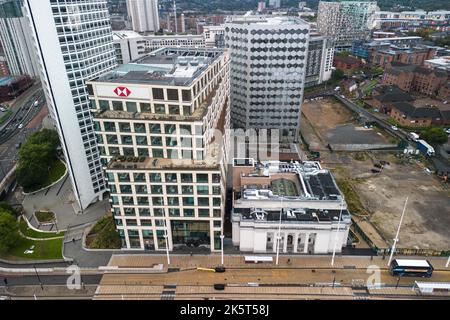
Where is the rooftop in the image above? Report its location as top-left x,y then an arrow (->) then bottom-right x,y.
93,47 -> 224,87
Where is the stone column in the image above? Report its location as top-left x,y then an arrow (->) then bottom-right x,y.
283,233 -> 288,253
293,233 -> 299,253
304,233 -> 309,253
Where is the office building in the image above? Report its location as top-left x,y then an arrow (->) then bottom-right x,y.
373,10 -> 450,30
0,0 -> 39,77
127,0 -> 159,33
225,15 -> 310,140
113,30 -> 205,65
23,0 -> 117,210
317,1 -> 379,51
88,48 -> 231,251
203,25 -> 225,48
231,159 -> 351,254
269,0 -> 281,9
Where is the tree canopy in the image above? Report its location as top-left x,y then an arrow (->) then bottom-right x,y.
0,210 -> 19,255
421,127 -> 449,145
16,129 -> 60,190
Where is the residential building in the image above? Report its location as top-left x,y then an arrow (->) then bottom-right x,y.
305,33 -> 334,87
23,0 -> 118,210
268,0 -> 281,9
370,46 -> 436,68
317,1 -> 379,51
231,159 -> 351,254
439,81 -> 450,100
390,102 -> 449,127
126,0 -> 159,33
0,55 -> 8,76
225,15 -> 310,140
369,85 -> 414,113
113,30 -> 205,65
333,55 -> 362,71
88,48 -> 231,251
0,0 -> 39,77
382,62 -> 448,96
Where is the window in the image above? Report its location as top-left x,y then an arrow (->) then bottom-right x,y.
150,123 -> 161,133
154,104 -> 165,114
198,198 -> 210,207
165,173 -> 177,183
124,207 -> 135,216
197,186 -> 209,195
169,208 -> 180,217
106,135 -> 118,144
198,209 -> 210,217
183,209 -> 194,217
119,123 -> 131,132
136,136 -> 148,145
118,173 -> 130,182
154,208 -> 165,216
166,185 -> 178,194
151,136 -> 162,146
183,105 -> 191,116
137,197 -> 149,205
166,137 -> 177,147
134,123 -> 146,133
112,101 -> 123,111
182,90 -> 191,102
140,103 -> 151,112
197,174 -> 208,183
135,185 -> 147,194
165,124 -> 176,134
181,137 -> 192,148
120,185 -> 132,194
99,100 -> 109,110
151,185 -> 163,194
152,88 -> 164,100
139,208 -> 151,216
182,185 -> 193,194
167,89 -> 179,101
181,173 -> 193,183
213,186 -> 221,195
168,197 -> 179,206
152,148 -> 164,158
138,148 -> 149,157
183,197 -> 195,206
123,148 -> 135,156
126,102 -> 137,112
109,147 -> 120,155
179,125 -> 192,135
212,174 -> 221,183
213,198 -> 221,207
121,135 -> 133,145
104,122 -> 116,132
141,220 -> 152,226
152,197 -> 164,206
169,105 -> 180,115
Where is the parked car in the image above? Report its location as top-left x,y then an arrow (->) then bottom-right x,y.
17,123 -> 23,129
391,125 -> 398,131
445,128 -> 450,134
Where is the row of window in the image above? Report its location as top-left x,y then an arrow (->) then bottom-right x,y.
110,184 -> 221,196
111,195 -> 222,207
113,206 -> 222,218
107,172 -> 221,184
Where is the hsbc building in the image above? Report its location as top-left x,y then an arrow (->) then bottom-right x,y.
87,48 -> 231,251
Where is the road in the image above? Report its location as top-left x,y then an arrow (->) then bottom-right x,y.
0,84 -> 45,182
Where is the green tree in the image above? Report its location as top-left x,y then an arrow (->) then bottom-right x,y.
331,69 -> 345,82
0,202 -> 16,216
421,127 -> 448,145
0,210 -> 19,255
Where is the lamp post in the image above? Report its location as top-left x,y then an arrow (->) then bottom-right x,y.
331,200 -> 345,267
388,197 -> 409,267
163,219 -> 170,265
33,265 -> 43,290
220,234 -> 225,266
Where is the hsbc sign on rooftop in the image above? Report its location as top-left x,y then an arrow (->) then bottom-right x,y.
114,87 -> 132,97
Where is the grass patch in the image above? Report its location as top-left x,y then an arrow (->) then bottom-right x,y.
19,218 -> 64,239
335,178 -> 368,216
35,211 -> 55,223
0,110 -> 12,125
1,234 -> 63,260
86,215 -> 121,249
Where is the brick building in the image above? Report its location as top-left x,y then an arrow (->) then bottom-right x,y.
333,56 -> 362,71
390,102 -> 450,127
370,85 -> 415,113
371,46 -> 436,68
383,62 -> 448,96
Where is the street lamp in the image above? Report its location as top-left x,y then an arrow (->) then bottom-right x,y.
220,234 -> 225,266
163,219 -> 170,265
33,265 -> 43,290
331,200 -> 345,267
388,197 -> 409,267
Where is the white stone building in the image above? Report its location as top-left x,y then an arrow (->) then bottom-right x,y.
305,33 -> 334,87
203,25 -> 225,48
87,48 -> 231,251
231,159 -> 351,254
23,0 -> 118,210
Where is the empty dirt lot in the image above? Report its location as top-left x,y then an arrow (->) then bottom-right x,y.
323,151 -> 450,251
301,98 -> 395,151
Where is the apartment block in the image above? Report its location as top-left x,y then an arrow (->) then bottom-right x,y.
317,1 -> 379,51
305,33 -> 334,87
88,48 -> 231,251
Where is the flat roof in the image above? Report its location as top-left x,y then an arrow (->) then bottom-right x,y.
93,47 -> 224,87
394,259 -> 432,267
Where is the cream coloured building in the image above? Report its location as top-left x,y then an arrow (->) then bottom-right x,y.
88,47 -> 231,251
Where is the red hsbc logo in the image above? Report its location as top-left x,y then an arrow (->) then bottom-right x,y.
114,87 -> 131,97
